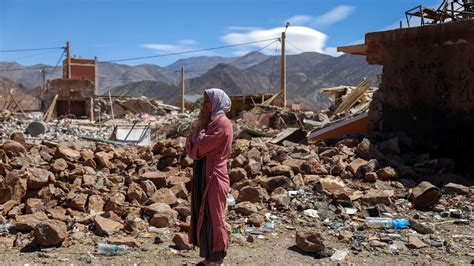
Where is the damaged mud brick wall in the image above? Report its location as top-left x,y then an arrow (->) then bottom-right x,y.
44,79 -> 95,119
365,19 -> 474,170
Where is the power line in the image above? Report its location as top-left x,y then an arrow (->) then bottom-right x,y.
269,40 -> 280,90
0,65 -> 56,72
222,39 -> 279,68
47,50 -> 66,80
167,39 -> 280,75
0,38 -> 280,73
101,38 -> 279,63
1,49 -> 60,62
0,46 -> 64,53
0,49 -> 66,73
286,40 -> 306,53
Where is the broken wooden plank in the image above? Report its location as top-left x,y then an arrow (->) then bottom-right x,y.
90,97 -> 95,122
270,127 -> 307,144
332,79 -> 371,116
43,94 -> 58,122
2,89 -> 13,110
9,89 -> 26,116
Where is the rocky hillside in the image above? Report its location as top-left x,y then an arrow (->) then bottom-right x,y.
165,51 -> 270,78
186,53 -> 381,110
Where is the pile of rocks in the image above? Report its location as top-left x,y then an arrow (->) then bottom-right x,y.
0,129 -> 472,260
0,136 -> 193,248
224,133 -> 472,259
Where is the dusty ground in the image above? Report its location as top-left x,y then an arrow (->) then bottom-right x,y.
1,221 -> 472,265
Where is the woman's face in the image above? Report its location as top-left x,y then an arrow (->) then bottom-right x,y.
203,93 -> 212,113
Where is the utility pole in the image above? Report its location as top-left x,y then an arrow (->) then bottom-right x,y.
66,41 -> 71,79
280,23 -> 289,109
180,66 -> 185,112
94,56 -> 98,93
41,68 -> 46,110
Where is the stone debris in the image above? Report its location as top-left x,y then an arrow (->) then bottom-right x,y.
94,215 -> 124,236
407,236 -> 429,249
0,109 -> 471,263
33,219 -> 67,246
296,231 -> 325,253
172,233 -> 192,250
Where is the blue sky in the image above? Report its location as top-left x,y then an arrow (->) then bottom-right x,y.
0,0 -> 441,66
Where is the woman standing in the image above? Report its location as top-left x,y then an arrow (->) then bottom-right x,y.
186,88 -> 233,265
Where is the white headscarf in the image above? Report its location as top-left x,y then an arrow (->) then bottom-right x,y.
204,88 -> 231,120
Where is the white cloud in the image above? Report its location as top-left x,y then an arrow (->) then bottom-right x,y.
221,26 -> 328,55
315,5 -> 355,26
288,5 -> 355,27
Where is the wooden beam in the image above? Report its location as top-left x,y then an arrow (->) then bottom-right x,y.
9,90 -> 26,116
180,66 -> 185,112
2,89 -> 13,110
280,31 -> 287,108
66,41 -> 71,79
89,97 -> 95,122
43,94 -> 58,122
332,79 -> 371,116
337,44 -> 366,56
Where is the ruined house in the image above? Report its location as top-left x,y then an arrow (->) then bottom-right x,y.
43,57 -> 97,119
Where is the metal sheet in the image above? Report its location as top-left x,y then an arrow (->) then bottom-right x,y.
114,125 -> 151,146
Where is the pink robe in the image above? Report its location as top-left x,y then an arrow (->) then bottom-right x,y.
186,114 -> 233,253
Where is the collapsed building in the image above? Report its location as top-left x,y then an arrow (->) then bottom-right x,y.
339,18 -> 474,171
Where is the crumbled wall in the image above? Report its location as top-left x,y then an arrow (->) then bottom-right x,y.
44,79 -> 95,119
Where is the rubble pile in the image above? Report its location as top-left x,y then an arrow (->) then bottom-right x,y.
0,136 -> 192,248
96,97 -> 182,120
149,113 -> 196,140
0,114 -> 113,143
0,109 -> 198,145
0,128 -> 472,262
225,133 -> 473,260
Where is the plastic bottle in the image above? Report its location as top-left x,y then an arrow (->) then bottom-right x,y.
392,219 -> 410,229
366,217 -> 409,229
388,244 -> 398,253
96,243 -> 129,255
0,224 -> 13,233
297,188 -> 305,196
264,221 -> 274,230
432,212 -> 442,220
226,193 -> 235,207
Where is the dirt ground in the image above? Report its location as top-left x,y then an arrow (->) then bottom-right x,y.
1,221 -> 472,265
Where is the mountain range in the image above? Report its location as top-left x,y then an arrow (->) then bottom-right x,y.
0,51 -> 381,110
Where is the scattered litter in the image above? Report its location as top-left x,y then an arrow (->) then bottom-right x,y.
330,249 -> 349,262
